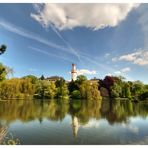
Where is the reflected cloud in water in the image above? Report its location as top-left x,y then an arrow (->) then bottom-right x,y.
0,99 -> 148,144
82,119 -> 101,129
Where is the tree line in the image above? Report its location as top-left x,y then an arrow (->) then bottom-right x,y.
99,76 -> 148,101
0,74 -> 102,100
0,72 -> 148,101
0,44 -> 148,101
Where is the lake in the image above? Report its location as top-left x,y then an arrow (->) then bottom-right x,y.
0,99 -> 148,145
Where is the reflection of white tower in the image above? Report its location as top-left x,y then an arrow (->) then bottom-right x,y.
71,63 -> 77,81
71,116 -> 79,138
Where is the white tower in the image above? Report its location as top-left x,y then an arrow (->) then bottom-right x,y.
71,63 -> 77,81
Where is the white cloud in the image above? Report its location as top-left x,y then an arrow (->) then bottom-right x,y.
105,53 -> 110,58
107,73 -> 112,76
82,120 -> 100,129
31,3 -> 139,30
118,49 -> 148,66
112,57 -> 118,62
114,67 -> 131,75
77,69 -> 97,76
28,68 -> 37,72
130,136 -> 148,144
0,19 -> 118,73
121,67 -> 131,73
120,6 -> 148,67
121,123 -> 139,134
114,71 -> 122,75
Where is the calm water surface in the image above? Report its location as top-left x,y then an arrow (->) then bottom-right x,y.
0,99 -> 148,145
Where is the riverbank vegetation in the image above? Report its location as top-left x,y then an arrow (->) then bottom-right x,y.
0,44 -> 148,101
100,76 -> 148,101
0,71 -> 147,101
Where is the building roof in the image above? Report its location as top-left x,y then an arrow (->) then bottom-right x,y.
90,77 -> 100,81
46,76 -> 63,80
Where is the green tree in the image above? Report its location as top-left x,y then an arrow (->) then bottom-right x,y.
23,75 -> 38,84
56,84 -> 69,99
122,82 -> 132,99
140,91 -> 148,101
35,80 -> 51,99
102,76 -> 114,97
55,78 -> 65,87
144,85 -> 148,92
131,81 -> 144,99
110,83 -> 122,98
48,82 -> 57,99
71,90 -> 81,99
90,83 -> 102,100
0,78 -> 35,99
75,75 -> 87,85
55,78 -> 69,99
68,81 -> 79,93
0,44 -> 7,55
100,87 -> 109,98
79,81 -> 91,99
79,81 -> 101,100
0,63 -> 7,81
40,75 -> 45,80
0,45 -> 8,81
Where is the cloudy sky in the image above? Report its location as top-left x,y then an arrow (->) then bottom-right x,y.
0,3 -> 148,83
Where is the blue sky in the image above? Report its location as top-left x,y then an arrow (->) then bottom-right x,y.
0,3 -> 148,83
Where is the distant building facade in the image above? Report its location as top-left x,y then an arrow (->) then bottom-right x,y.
89,77 -> 100,85
46,76 -> 63,82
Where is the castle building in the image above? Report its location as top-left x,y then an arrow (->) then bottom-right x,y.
71,63 -> 77,81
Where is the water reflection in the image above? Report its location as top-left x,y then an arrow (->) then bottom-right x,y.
0,99 -> 148,141
0,99 -> 148,125
0,125 -> 7,144
71,116 -> 79,138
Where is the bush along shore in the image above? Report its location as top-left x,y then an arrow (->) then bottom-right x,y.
0,72 -> 148,101
0,44 -> 148,101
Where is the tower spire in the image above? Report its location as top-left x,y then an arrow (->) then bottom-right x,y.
71,63 -> 77,81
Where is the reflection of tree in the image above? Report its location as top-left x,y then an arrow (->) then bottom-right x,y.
0,99 -> 70,123
0,99 -> 148,128
47,99 -> 69,121
70,100 -> 102,138
101,100 -> 129,124
70,100 -> 102,125
101,99 -> 148,125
